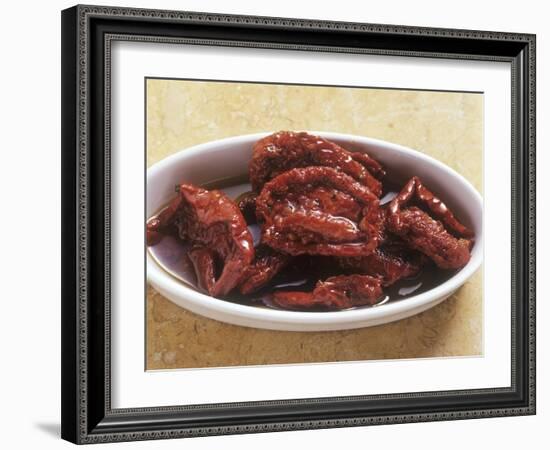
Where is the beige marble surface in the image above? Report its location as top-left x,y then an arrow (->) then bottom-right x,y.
146,79 -> 483,370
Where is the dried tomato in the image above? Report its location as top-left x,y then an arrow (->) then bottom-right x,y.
238,246 -> 291,295
147,183 -> 254,296
256,166 -> 382,257
271,274 -> 383,310
387,177 -> 473,269
250,131 -> 385,195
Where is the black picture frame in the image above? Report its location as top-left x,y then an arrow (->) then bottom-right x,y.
61,4 -> 536,444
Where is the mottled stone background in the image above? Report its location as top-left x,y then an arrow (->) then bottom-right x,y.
146,78 -> 483,370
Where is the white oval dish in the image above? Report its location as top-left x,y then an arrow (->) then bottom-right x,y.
147,132 -> 483,331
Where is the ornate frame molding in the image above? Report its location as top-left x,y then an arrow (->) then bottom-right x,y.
61,4 -> 535,444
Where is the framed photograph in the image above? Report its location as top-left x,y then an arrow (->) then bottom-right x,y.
61,4 -> 536,444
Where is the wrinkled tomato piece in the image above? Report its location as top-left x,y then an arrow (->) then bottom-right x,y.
387,177 -> 474,269
271,274 -> 384,310
250,131 -> 385,196
256,166 -> 382,257
146,183 -> 254,296
338,238 -> 426,286
238,245 -> 291,295
336,207 -> 426,286
187,247 -> 217,294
